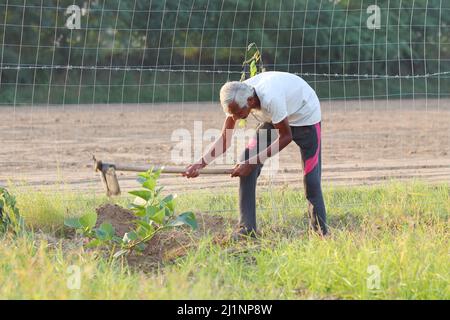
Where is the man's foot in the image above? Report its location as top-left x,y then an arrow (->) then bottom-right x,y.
230,227 -> 259,242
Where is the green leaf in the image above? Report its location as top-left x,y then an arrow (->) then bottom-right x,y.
135,220 -> 155,238
152,169 -> 162,180
171,212 -> 198,230
129,202 -> 144,210
129,190 -> 152,201
112,236 -> 123,244
79,212 -> 97,230
167,220 -> 184,228
142,179 -> 156,191
132,196 -> 147,207
131,206 -> 146,217
138,172 -> 150,179
145,206 -> 158,217
162,195 -> 175,212
137,228 -> 152,239
137,176 -> 146,184
95,228 -> 107,240
149,208 -> 165,224
250,60 -> 257,77
164,207 -> 172,217
123,231 -> 138,244
86,239 -> 103,248
64,217 -> 82,229
135,220 -> 154,232
162,194 -> 174,203
96,222 -> 115,240
136,243 -> 147,252
100,222 -> 114,235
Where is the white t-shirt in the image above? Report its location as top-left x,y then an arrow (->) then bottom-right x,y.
242,71 -> 321,126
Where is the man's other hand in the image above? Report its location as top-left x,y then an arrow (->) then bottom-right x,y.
182,163 -> 205,178
231,163 -> 256,177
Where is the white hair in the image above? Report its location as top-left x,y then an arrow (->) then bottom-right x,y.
219,81 -> 255,114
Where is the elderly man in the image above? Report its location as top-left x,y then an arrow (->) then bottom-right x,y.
183,71 -> 327,238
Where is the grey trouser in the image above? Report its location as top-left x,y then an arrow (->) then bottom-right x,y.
239,122 -> 328,235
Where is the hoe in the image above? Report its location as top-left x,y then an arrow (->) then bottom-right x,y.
93,156 -> 233,196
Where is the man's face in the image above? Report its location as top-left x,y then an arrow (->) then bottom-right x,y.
228,101 -> 251,121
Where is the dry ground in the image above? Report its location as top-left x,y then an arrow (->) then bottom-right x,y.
1,99 -> 449,194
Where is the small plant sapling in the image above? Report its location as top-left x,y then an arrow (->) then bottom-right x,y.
64,212 -> 120,247
239,42 -> 265,129
116,168 -> 198,257
240,43 -> 265,82
64,168 -> 198,258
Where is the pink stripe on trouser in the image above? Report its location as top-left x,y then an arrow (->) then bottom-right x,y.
247,137 -> 258,150
304,123 -> 321,176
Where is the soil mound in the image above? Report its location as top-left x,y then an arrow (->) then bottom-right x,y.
95,203 -> 236,269
95,203 -> 135,236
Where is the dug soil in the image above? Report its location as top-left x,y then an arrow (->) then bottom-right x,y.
95,203 -> 236,270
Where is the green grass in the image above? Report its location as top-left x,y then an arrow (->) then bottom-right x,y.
0,181 -> 449,299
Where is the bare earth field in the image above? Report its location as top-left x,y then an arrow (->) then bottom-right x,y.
1,99 -> 449,194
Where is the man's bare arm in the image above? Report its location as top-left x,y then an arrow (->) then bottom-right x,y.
199,115 -> 236,165
244,118 -> 293,165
